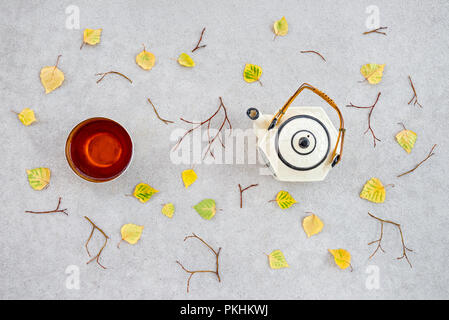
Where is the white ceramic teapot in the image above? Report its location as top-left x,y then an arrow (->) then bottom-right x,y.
247,83 -> 345,182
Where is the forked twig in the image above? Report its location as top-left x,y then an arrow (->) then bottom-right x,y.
172,97 -> 232,159
176,233 -> 221,293
147,97 -> 174,124
363,26 -> 388,35
25,197 -> 68,216
397,144 -> 437,177
238,184 -> 259,208
346,92 -> 381,147
408,76 -> 423,108
368,212 -> 413,268
95,71 -> 133,84
84,216 -> 109,269
192,27 -> 206,52
300,50 -> 326,62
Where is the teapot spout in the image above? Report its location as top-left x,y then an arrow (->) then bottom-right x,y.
247,108 -> 272,140
246,107 -> 260,120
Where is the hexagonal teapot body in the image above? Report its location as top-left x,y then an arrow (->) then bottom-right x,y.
251,107 -> 338,182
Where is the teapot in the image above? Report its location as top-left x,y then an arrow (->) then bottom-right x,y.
247,83 -> 345,182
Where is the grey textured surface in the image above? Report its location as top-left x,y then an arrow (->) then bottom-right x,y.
1,0 -> 448,300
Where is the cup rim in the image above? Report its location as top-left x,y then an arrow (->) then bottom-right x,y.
65,117 -> 133,183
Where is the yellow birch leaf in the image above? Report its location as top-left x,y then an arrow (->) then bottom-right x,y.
120,224 -> 144,245
273,190 -> 297,209
396,129 -> 417,154
302,214 -> 324,238
273,16 -> 288,37
26,167 -> 50,190
161,203 -> 175,218
182,169 -> 197,188
268,250 -> 289,269
360,63 -> 385,84
133,183 -> 159,203
40,62 -> 64,94
243,64 -> 262,83
178,53 -> 195,67
360,177 -> 385,203
136,47 -> 156,70
328,248 -> 351,270
83,28 -> 102,46
18,108 -> 36,126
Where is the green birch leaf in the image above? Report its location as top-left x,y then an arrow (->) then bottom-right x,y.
274,191 -> 297,209
193,199 -> 216,220
133,183 -> 159,203
243,64 -> 262,83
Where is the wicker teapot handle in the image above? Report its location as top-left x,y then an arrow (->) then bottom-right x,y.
268,83 -> 345,167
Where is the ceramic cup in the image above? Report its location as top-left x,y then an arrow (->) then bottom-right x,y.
65,117 -> 133,182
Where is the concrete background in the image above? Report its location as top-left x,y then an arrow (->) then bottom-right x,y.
1,0 -> 448,300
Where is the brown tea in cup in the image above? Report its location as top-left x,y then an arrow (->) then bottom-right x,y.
65,118 -> 133,182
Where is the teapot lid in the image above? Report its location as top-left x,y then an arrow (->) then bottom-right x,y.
275,115 -> 330,171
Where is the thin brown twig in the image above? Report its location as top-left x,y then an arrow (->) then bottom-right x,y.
346,92 -> 381,147
95,71 -> 133,84
25,197 -> 68,215
368,212 -> 413,268
192,27 -> 206,52
172,97 -> 232,159
363,26 -> 388,35
300,50 -> 326,62
147,98 -> 174,124
84,216 -> 109,269
397,144 -> 437,177
238,184 -> 259,208
176,233 -> 221,293
407,76 -> 423,108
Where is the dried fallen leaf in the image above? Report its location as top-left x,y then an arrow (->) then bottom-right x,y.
136,46 -> 156,70
83,28 -> 102,46
182,169 -> 197,189
273,16 -> 288,37
328,248 -> 351,270
193,199 -> 216,220
161,203 -> 175,218
360,177 -> 386,203
120,223 -> 144,245
268,250 -> 289,269
178,53 -> 195,67
26,167 -> 50,190
302,214 -> 324,238
40,56 -> 64,94
360,63 -> 385,84
243,64 -> 262,84
133,183 -> 159,203
17,108 -> 36,126
396,129 -> 417,154
273,191 -> 297,209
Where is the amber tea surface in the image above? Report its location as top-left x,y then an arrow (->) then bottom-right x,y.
66,118 -> 133,182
